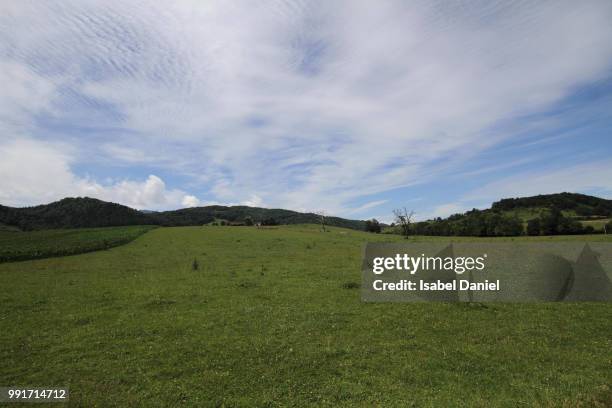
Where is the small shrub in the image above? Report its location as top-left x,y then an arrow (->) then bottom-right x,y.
342,282 -> 360,289
145,299 -> 177,309
237,280 -> 258,289
365,219 -> 382,233
192,258 -> 199,271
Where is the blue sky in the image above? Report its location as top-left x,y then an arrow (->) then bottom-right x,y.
1,1 -> 612,222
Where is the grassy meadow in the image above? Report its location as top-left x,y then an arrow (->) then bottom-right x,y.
0,225 -> 611,406
581,218 -> 611,233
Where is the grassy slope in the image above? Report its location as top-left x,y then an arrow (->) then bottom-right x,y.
581,218 -> 610,231
0,226 -> 157,262
0,225 -> 610,407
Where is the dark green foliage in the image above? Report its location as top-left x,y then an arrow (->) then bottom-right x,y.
526,218 -> 541,236
261,217 -> 279,226
413,194 -> 606,237
146,205 -> 365,229
244,216 -> 254,226
540,206 -> 562,235
0,197 -> 154,230
492,192 -> 612,215
365,218 -> 381,233
412,211 -> 524,237
557,216 -> 585,235
192,258 -> 199,271
536,207 -> 587,235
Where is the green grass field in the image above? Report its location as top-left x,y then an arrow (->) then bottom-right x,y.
581,218 -> 611,232
0,225 -> 610,406
0,226 -> 156,263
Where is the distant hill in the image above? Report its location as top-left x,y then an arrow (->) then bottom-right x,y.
5,193 -> 609,235
0,197 -> 153,230
409,192 -> 612,237
151,205 -> 365,230
0,198 -> 366,231
492,192 -> 612,217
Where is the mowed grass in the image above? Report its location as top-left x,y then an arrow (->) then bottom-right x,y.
0,225 -> 610,407
0,225 -> 156,263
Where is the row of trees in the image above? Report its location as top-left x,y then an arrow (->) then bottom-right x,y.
364,205 -> 605,237
411,211 -> 524,237
525,208 -> 594,235
210,216 -> 278,226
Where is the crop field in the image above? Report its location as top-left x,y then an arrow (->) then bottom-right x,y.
0,225 -> 611,406
0,225 -> 156,263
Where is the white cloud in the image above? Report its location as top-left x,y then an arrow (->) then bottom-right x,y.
344,200 -> 388,215
0,62 -> 57,134
241,194 -> 264,208
181,195 -> 200,208
0,138 -> 76,206
428,203 -> 465,219
0,138 -> 200,210
1,1 -> 612,215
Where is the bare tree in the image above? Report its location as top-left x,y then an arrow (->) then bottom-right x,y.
393,208 -> 414,237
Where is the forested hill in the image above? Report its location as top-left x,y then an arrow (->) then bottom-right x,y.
492,193 -> 612,216
411,192 -> 612,237
0,198 -> 153,230
153,206 -> 365,230
0,197 -> 366,231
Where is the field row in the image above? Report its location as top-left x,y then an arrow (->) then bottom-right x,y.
0,225 -> 156,263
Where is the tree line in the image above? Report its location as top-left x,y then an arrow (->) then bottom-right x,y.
364,205 -> 609,236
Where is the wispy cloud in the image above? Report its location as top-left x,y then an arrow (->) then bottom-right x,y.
1,1 -> 612,215
0,138 -> 196,210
